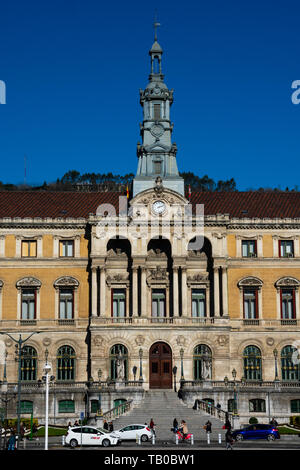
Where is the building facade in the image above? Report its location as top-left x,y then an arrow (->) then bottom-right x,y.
1,34 -> 300,426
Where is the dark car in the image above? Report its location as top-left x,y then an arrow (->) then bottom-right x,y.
232,424 -> 280,441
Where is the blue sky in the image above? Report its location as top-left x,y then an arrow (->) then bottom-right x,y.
0,0 -> 299,190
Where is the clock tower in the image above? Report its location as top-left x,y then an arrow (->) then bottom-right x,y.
133,26 -> 184,197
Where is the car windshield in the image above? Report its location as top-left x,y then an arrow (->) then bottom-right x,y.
97,427 -> 109,434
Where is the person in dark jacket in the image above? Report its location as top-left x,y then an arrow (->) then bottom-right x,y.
225,429 -> 234,450
8,430 -> 16,450
205,420 -> 212,433
172,418 -> 178,433
109,421 -> 114,432
103,419 -> 109,431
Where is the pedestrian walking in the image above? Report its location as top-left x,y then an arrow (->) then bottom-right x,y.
270,417 -> 278,427
109,421 -> 114,432
224,417 -> 231,431
8,430 -> 16,451
172,418 -> 178,433
225,429 -> 234,450
204,420 -> 212,434
103,419 -> 109,431
149,418 -> 156,436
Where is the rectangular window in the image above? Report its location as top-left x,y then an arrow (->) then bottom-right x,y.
153,104 -> 161,120
279,240 -> 294,258
112,289 -> 126,318
58,400 -> 75,413
281,289 -> 295,319
242,240 -> 257,258
59,240 -> 74,257
243,289 -> 258,319
153,161 -> 161,174
21,240 -> 37,257
191,289 -> 206,317
59,289 -> 74,319
21,289 -> 36,320
152,289 -> 166,318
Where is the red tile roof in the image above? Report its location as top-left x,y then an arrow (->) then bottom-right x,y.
189,191 -> 300,218
0,191 -> 299,219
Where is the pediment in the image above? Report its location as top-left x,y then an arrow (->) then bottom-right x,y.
130,185 -> 188,215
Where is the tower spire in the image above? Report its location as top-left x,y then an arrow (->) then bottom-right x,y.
154,12 -> 160,42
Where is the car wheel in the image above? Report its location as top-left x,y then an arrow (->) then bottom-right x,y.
235,434 -> 243,441
102,439 -> 111,447
267,434 -> 275,441
141,434 -> 148,442
70,439 -> 78,448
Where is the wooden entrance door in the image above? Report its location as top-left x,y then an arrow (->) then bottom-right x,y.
149,342 -> 172,389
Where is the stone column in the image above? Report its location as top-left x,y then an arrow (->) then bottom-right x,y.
173,267 -> 179,317
132,267 -> 138,316
214,266 -> 220,316
181,269 -> 187,316
100,267 -> 106,317
141,268 -> 147,317
92,267 -> 97,317
222,267 -> 228,316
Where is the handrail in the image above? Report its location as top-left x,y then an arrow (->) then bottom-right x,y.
100,399 -> 133,421
193,398 -> 233,425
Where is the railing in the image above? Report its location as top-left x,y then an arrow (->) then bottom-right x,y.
193,398 -> 233,425
100,399 -> 133,421
181,379 -> 300,389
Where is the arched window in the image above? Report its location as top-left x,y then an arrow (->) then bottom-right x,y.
193,344 -> 212,380
281,346 -> 299,381
57,346 -> 76,381
21,346 -> 37,381
243,345 -> 262,381
110,344 -> 128,381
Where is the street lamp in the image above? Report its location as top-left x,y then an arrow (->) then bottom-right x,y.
139,349 -> 143,382
0,331 -> 40,448
43,349 -> 52,451
172,366 -> 177,392
273,348 -> 279,381
97,369 -> 102,416
180,348 -> 184,382
232,369 -> 238,415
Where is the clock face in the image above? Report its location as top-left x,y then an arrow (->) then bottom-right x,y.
152,200 -> 166,215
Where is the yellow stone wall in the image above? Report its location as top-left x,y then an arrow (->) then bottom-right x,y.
227,234 -> 236,257
5,235 -> 15,257
263,234 -> 274,257
228,267 -> 300,318
42,234 -> 53,258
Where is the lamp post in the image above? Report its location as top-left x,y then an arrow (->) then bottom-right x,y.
132,366 -> 137,382
232,368 -> 238,415
43,349 -> 52,451
172,366 -> 177,392
180,348 -> 184,382
139,349 -> 143,382
98,369 -> 102,416
0,331 -> 40,448
273,348 -> 279,381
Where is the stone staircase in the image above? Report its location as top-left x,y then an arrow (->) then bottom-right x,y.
110,390 -> 226,441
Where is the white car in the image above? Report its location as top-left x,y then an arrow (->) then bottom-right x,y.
65,426 -> 121,448
113,424 -> 152,442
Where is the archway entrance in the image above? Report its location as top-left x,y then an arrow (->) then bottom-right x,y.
149,342 -> 172,389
